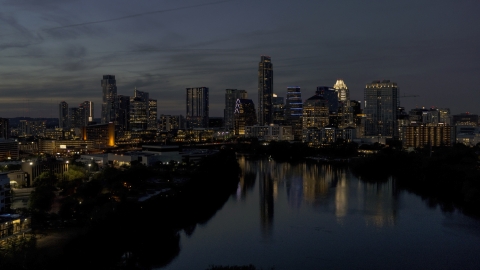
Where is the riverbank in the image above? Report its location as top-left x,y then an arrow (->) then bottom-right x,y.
349,144 -> 480,217
24,148 -> 241,270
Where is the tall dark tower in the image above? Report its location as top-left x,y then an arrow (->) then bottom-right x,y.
117,95 -> 130,131
0,118 -> 9,139
58,101 -> 69,130
101,75 -> 117,124
258,56 -> 273,126
364,80 -> 399,137
285,86 -> 303,140
186,87 -> 209,128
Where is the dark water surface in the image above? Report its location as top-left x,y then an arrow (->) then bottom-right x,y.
160,157 -> 480,270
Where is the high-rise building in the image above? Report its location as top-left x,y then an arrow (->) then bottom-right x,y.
69,107 -> 83,129
128,88 -> 156,131
186,87 -> 209,129
130,88 -> 149,131
302,95 -> 329,130
18,120 -> 45,137
134,88 -> 149,103
438,108 -> 451,125
258,56 -> 273,125
403,124 -> 453,148
272,94 -> 285,125
224,89 -> 247,131
0,118 -> 9,139
333,80 -> 353,128
452,113 -> 479,126
316,86 -> 339,127
67,102 -> 94,130
159,115 -> 185,131
408,107 -> 441,125
316,86 -> 338,114
29,121 -> 46,137
19,120 -> 28,137
81,101 -> 94,124
364,80 -> 399,137
117,95 -> 130,131
59,101 -> 69,130
234,99 -> 256,135
350,100 -> 362,125
130,96 -> 148,131
148,99 -> 158,131
101,75 -> 117,124
285,86 -> 303,140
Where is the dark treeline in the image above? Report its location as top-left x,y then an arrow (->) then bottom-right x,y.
1,148 -> 241,270
233,138 -> 357,162
350,143 -> 480,216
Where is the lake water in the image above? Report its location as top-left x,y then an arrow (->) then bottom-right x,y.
160,156 -> 480,270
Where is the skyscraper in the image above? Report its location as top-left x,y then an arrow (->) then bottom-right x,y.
134,88 -> 149,103
130,96 -> 148,131
234,99 -> 256,135
333,79 -> 353,128
159,115 -> 185,131
285,86 -> 303,140
59,101 -> 69,130
117,95 -> 130,131
0,118 -> 9,139
316,86 -> 338,116
224,89 -> 247,131
101,75 -> 117,124
186,87 -> 209,128
130,88 -> 149,131
302,95 -> 329,130
80,101 -> 94,124
272,94 -> 285,125
69,107 -> 83,129
364,80 -> 399,137
258,56 -> 273,125
148,99 -> 158,130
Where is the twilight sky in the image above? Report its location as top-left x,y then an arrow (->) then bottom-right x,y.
1,0 -> 479,118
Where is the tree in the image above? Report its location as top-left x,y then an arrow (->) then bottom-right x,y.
33,171 -> 58,187
29,185 -> 55,213
65,165 -> 87,181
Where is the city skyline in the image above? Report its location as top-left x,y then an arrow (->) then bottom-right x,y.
1,0 -> 479,118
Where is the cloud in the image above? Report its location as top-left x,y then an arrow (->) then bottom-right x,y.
0,13 -> 43,50
43,0 -> 238,31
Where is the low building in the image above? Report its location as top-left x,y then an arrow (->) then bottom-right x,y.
186,129 -> 215,142
402,124 -> 453,148
455,126 -> 480,146
141,145 -> 183,162
38,139 -> 95,155
83,122 -> 116,148
0,214 -> 31,239
303,126 -> 357,147
245,124 -> 293,141
107,152 -> 174,167
0,139 -> 19,161
76,154 -> 108,167
10,187 -> 33,210
7,171 -> 28,188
